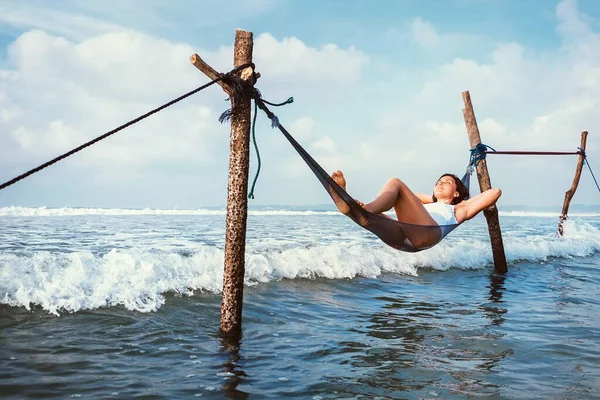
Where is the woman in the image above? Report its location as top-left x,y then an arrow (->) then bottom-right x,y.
331,169 -> 501,230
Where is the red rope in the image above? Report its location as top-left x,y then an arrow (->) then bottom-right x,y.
485,150 -> 581,156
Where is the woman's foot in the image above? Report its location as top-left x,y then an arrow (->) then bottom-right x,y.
330,170 -> 350,214
332,171 -> 367,210
330,170 -> 369,227
332,170 -> 347,191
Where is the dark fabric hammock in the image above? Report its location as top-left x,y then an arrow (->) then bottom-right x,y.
255,100 -> 470,252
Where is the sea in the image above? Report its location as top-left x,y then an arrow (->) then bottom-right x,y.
1,206 -> 599,399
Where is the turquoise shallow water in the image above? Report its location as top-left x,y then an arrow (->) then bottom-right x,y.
1,208 -> 599,399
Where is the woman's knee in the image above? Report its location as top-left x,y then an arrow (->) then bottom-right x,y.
386,177 -> 406,188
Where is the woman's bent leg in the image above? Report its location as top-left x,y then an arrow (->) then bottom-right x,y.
331,172 -> 442,247
366,178 -> 435,225
366,178 -> 443,248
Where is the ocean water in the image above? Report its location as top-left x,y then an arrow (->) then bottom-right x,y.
1,206 -> 599,399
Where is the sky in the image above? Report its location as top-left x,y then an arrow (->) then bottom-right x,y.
0,0 -> 599,209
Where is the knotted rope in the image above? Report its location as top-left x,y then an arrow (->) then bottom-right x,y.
0,63 -> 254,193
578,147 -> 600,194
217,66 -> 294,199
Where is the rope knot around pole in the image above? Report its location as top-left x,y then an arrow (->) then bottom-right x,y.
218,64 -> 257,124
469,143 -> 496,167
215,68 -> 295,199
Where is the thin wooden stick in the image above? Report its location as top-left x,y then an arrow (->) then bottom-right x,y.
557,131 -> 589,236
190,53 -> 260,95
190,53 -> 231,95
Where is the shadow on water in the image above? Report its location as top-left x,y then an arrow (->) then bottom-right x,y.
218,332 -> 249,400
480,272 -> 508,326
342,296 -> 452,396
322,273 -> 514,398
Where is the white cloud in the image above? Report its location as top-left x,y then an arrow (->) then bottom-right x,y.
7,30 -> 200,99
423,121 -> 461,137
253,33 -> 369,95
1,0 -> 599,208
0,29 -> 229,172
0,0 -> 287,41
344,0 -> 600,206
410,17 -> 440,48
0,3 -> 126,41
288,117 -> 315,141
311,135 -> 336,153
0,106 -> 21,122
417,42 -> 536,109
388,16 -> 487,63
0,26 -> 370,206
556,0 -> 591,38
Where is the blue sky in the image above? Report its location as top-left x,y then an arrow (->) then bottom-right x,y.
0,0 -> 599,209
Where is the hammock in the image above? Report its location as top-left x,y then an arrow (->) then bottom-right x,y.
268,113 -> 470,252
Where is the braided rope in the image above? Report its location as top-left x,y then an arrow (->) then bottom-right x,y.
0,63 -> 253,192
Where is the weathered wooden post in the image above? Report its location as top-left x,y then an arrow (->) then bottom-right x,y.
190,29 -> 255,335
557,131 -> 589,236
219,30 -> 253,335
461,91 -> 508,273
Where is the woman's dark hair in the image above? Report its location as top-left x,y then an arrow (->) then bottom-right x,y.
432,173 -> 470,205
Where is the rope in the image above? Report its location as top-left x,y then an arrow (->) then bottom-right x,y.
485,150 -> 581,156
585,159 -> 600,193
245,93 -> 293,199
253,96 -> 330,181
469,143 -> 496,167
248,101 -> 260,199
0,63 -> 254,193
578,147 -> 600,194
214,66 -> 294,199
243,78 -> 598,204
469,145 -> 583,170
262,97 -> 294,107
468,143 -> 598,195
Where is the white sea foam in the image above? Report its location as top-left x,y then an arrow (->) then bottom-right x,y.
3,206 -> 599,218
0,206 -> 340,217
1,219 -> 598,315
1,248 -> 225,315
499,211 -> 600,218
422,220 -> 600,270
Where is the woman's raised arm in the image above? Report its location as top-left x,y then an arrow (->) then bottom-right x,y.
454,188 -> 502,223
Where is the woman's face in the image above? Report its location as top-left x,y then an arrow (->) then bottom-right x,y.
434,176 -> 459,200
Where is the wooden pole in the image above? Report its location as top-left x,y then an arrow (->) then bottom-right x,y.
218,29 -> 254,335
189,30 -> 255,335
557,131 -> 588,236
461,91 -> 508,273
